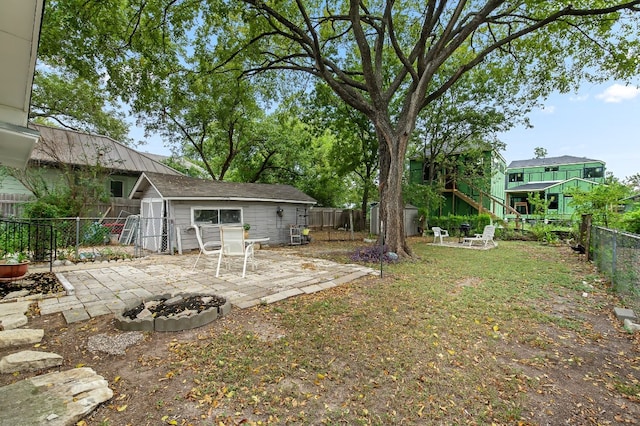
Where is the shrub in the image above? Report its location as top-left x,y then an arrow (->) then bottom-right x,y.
82,222 -> 110,245
621,208 -> 640,234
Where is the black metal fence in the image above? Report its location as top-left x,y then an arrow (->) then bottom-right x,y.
591,226 -> 640,312
0,219 -> 55,270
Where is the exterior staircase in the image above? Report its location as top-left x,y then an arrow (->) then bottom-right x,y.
448,184 -> 521,220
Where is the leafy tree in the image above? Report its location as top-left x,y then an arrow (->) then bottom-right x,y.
39,1 -> 640,256
566,180 -> 632,228
527,192 -> 551,219
225,1 -> 640,256
621,206 -> 640,234
623,173 -> 640,192
34,6 -> 134,143
534,147 -> 548,159
300,83 -> 379,224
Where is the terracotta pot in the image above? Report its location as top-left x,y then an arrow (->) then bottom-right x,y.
0,261 -> 29,281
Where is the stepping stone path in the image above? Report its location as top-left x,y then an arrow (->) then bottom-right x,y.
0,302 -> 112,425
0,350 -> 63,373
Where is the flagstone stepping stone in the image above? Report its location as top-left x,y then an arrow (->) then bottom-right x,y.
0,367 -> 113,425
0,300 -> 31,317
0,328 -> 44,349
0,350 -> 63,373
0,313 -> 28,330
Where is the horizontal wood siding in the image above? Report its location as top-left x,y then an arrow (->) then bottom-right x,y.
166,200 -> 313,252
0,175 -> 33,195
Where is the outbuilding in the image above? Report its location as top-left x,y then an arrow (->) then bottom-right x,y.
129,172 -> 317,253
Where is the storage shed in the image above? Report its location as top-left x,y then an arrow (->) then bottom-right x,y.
129,172 -> 317,253
369,203 -> 420,237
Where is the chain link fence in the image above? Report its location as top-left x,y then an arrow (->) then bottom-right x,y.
2,216 -> 176,266
591,226 -> 640,312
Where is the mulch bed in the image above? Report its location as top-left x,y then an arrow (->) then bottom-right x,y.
0,272 -> 65,299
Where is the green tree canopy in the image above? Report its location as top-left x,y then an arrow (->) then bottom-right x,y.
39,1 -> 640,256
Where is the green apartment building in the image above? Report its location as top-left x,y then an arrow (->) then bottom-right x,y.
505,155 -> 605,220
409,149 -> 515,220
410,153 -> 605,222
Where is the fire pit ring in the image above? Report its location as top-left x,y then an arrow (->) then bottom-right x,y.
114,293 -> 231,332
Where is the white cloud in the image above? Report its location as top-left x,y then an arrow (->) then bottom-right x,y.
595,84 -> 640,103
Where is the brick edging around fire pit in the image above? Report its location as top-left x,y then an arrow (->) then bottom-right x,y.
114,293 -> 231,332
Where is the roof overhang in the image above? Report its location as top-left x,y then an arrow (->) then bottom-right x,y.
505,181 -> 560,193
0,122 -> 40,168
164,196 -> 317,205
506,177 -> 601,193
0,0 -> 44,168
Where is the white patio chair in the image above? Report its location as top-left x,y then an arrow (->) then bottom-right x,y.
216,226 -> 256,278
191,225 -> 222,270
432,226 -> 450,244
463,225 -> 497,247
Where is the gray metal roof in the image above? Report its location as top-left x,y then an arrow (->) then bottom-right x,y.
131,172 -> 317,204
507,155 -> 603,169
505,181 -> 560,192
29,124 -> 182,176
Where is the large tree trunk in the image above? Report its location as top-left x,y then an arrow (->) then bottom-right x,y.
377,129 -> 412,257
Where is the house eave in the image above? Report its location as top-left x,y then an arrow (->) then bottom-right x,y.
165,196 -> 316,205
0,122 -> 39,168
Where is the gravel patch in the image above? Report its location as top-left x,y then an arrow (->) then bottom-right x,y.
87,332 -> 145,355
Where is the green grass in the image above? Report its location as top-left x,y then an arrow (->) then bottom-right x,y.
166,240 -> 632,425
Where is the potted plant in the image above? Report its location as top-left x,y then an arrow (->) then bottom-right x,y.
0,252 -> 30,281
243,223 -> 250,238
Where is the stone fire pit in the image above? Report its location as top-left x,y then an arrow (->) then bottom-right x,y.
114,293 -> 230,332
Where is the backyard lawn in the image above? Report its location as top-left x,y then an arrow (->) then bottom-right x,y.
12,237 -> 640,425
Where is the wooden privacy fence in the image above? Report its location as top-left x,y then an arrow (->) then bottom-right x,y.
307,208 -> 365,231
0,194 -> 140,218
0,194 -> 32,217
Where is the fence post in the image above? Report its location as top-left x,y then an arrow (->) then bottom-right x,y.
75,217 -> 80,258
581,214 -> 592,260
612,230 -> 617,287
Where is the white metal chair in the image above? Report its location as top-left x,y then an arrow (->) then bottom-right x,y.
191,225 -> 221,270
432,226 -> 450,244
463,225 -> 497,247
216,226 -> 256,278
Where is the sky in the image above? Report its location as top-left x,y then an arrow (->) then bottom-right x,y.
498,81 -> 640,180
135,80 -> 640,181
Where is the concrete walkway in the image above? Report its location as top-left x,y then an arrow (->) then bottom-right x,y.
24,248 -> 377,323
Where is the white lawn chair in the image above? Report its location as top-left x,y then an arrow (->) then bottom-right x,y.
463,225 -> 497,247
432,226 -> 450,244
216,226 -> 256,278
191,225 -> 221,270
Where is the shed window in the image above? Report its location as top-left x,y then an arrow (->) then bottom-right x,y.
110,180 -> 124,197
584,167 -> 604,178
192,208 -> 242,225
547,193 -> 559,210
544,166 -> 559,172
508,173 -> 524,182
